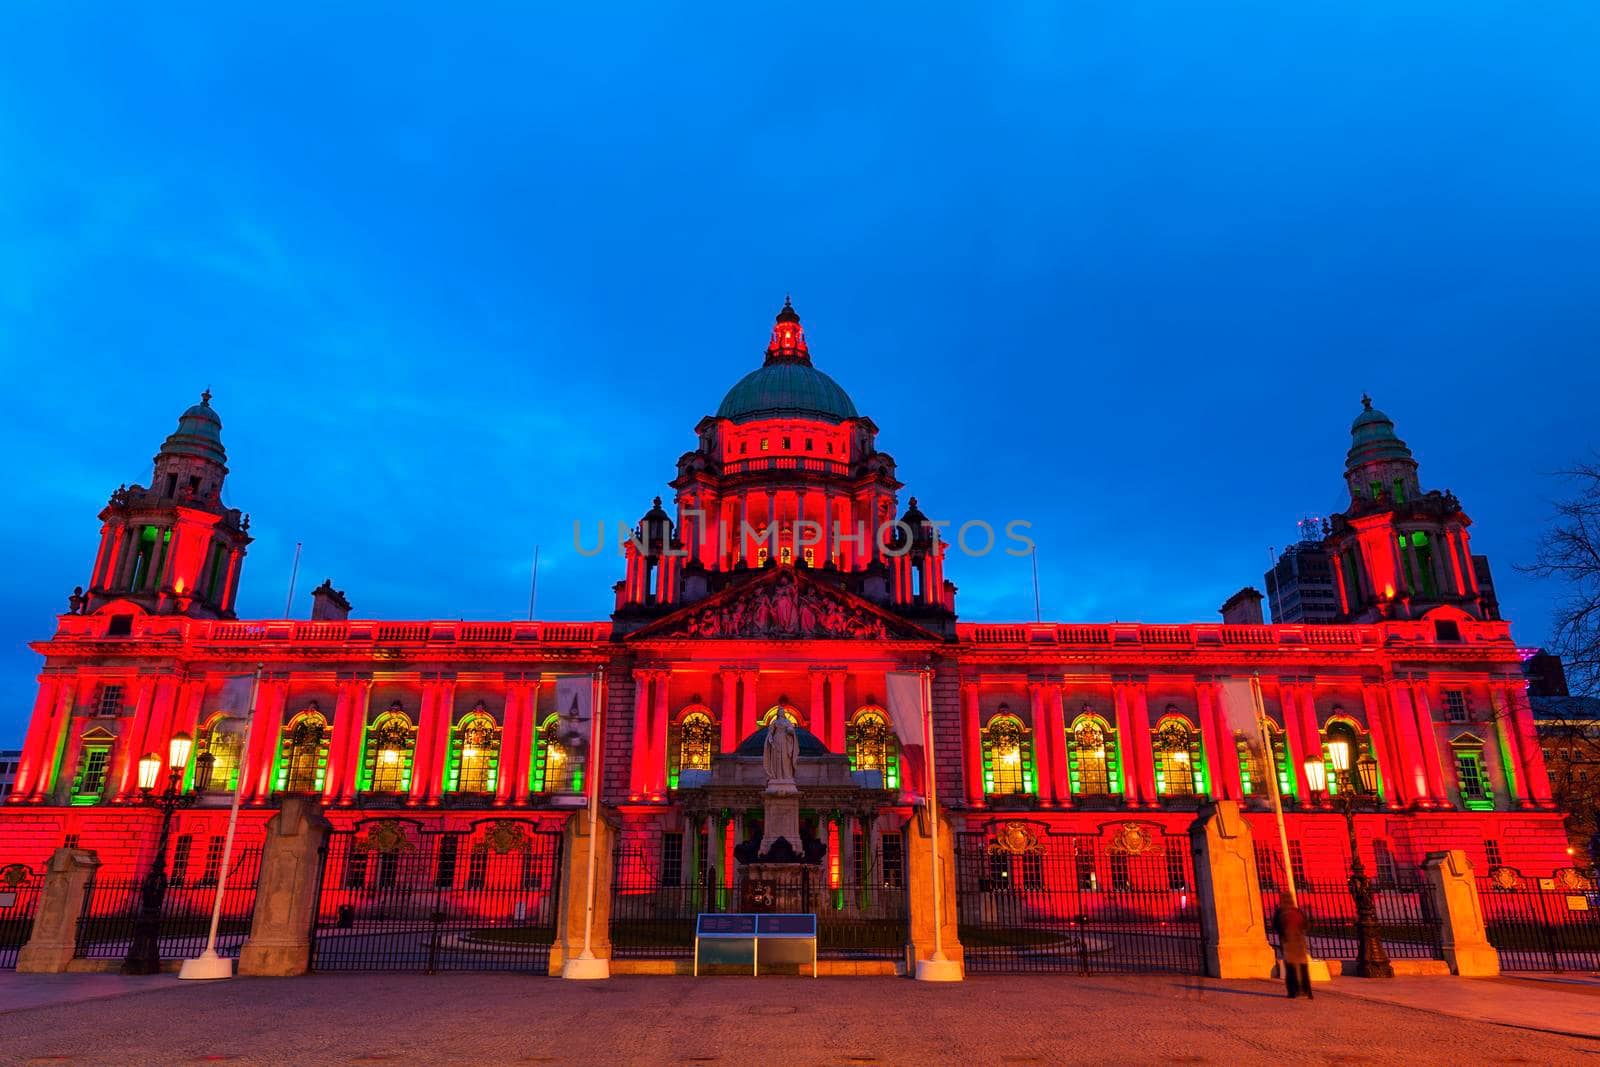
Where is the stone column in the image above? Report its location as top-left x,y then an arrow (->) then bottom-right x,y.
1188,801 -> 1276,979
13,676 -> 61,802
810,671 -> 828,750
719,670 -> 740,754
1047,685 -> 1071,806
238,797 -> 333,977
1027,683 -> 1055,804
1410,683 -> 1449,805
629,671 -> 651,796
1422,850 -> 1500,977
551,808 -> 618,975
650,671 -> 670,796
16,848 -> 101,973
906,811 -> 963,976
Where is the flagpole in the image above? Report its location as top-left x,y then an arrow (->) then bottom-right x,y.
564,666 -> 609,979
915,666 -> 961,981
1251,672 -> 1298,901
180,664 -> 262,980
283,543 -> 302,619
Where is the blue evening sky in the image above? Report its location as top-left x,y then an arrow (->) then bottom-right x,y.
2,4 -> 1597,741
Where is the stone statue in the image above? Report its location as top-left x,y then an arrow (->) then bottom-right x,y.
762,709 -> 798,795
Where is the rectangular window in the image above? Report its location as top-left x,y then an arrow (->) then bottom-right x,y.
63,833 -> 81,850
466,846 -> 487,889
1254,844 -> 1278,890
1075,847 -> 1098,891
1020,851 -> 1044,889
1110,851 -> 1132,890
435,836 -> 459,888
1372,838 -> 1398,886
1166,847 -> 1188,891
1485,839 -> 1503,868
1443,690 -> 1468,723
852,830 -> 866,885
881,833 -> 905,888
1289,841 -> 1307,887
1456,753 -> 1488,800
200,836 -> 224,886
344,850 -> 369,890
72,746 -> 111,804
661,832 -> 683,887
377,851 -> 400,889
96,684 -> 124,716
170,834 -> 193,887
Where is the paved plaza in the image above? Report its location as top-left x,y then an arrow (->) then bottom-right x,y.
2,973 -> 1599,1064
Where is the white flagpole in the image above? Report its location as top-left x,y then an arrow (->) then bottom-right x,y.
1252,672 -> 1299,901
283,543 -> 302,619
564,667 -> 609,979
915,666 -> 961,981
180,664 -> 262,980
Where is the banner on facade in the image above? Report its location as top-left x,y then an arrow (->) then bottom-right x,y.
885,670 -> 929,799
553,674 -> 593,758
214,673 -> 257,720
1218,677 -> 1264,755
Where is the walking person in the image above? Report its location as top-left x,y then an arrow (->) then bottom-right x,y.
1272,896 -> 1313,999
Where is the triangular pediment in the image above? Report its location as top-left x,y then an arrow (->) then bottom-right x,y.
627,566 -> 940,642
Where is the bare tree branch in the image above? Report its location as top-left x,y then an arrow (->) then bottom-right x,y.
1519,455 -> 1600,697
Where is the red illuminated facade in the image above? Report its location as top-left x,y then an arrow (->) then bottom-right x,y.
1,303 -> 1573,891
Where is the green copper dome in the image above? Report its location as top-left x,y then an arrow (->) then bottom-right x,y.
1345,394 -> 1414,470
159,390 -> 228,466
716,362 -> 859,424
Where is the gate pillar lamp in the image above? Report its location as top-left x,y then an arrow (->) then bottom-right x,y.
1303,740 -> 1393,979
122,731 -> 201,975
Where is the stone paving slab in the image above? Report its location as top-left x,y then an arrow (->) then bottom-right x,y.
1324,974 -> 1600,1039
0,973 -> 1597,1065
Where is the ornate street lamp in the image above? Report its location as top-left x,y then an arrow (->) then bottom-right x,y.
1303,739 -> 1393,979
122,732 -> 200,975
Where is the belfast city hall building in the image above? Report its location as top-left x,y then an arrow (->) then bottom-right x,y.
0,301 -> 1579,978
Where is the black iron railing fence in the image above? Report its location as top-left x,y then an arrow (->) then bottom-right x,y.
1477,870 -> 1600,972
74,847 -> 262,961
0,865 -> 44,969
1260,874 -> 1443,961
309,825 -> 563,974
954,827 -> 1205,975
610,843 -> 908,960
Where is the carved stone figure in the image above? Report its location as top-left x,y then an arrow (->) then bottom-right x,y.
762,708 -> 798,794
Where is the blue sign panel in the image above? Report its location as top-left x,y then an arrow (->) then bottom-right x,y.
696,913 -> 758,937
756,913 -> 817,937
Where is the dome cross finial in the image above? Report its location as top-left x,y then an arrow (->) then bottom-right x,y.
1361,393 -> 1372,410
201,387 -> 213,405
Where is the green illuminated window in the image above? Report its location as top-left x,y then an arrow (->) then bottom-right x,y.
362,707 -> 416,793
196,715 -> 243,792
1154,715 -> 1206,797
846,707 -> 900,790
275,710 -> 328,793
981,711 -> 1033,795
447,709 -> 500,794
530,715 -> 579,794
70,742 -> 112,805
1454,748 -> 1494,811
1067,712 -> 1118,796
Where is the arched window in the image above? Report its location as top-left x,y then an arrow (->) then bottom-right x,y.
981,711 -> 1033,796
668,707 -> 715,789
757,703 -> 802,729
1154,714 -> 1204,797
363,706 -> 417,793
276,708 -> 329,794
1067,711 -> 1118,797
1237,720 -> 1294,799
531,714 -> 578,794
447,708 -> 500,794
196,713 -> 244,793
1323,716 -> 1376,797
846,706 -> 899,789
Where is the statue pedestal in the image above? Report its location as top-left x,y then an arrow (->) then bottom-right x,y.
740,863 -> 812,913
757,789 -> 802,856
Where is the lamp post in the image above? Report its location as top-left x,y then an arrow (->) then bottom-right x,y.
1303,740 -> 1393,979
121,732 -> 205,975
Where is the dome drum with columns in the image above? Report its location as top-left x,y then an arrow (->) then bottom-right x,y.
614,300 -> 957,636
